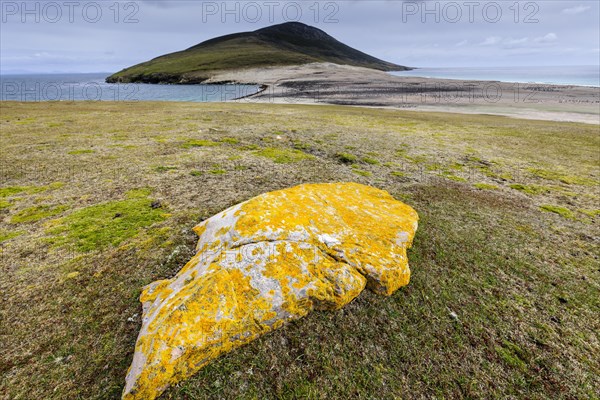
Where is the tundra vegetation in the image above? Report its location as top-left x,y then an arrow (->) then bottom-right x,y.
1,101 -> 598,399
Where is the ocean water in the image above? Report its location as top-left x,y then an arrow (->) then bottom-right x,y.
0,73 -> 261,102
390,66 -> 600,87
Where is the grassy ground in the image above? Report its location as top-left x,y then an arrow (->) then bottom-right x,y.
0,101 -> 598,399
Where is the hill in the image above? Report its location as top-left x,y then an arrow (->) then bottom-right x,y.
106,22 -> 409,83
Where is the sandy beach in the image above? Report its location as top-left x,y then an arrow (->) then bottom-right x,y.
207,63 -> 600,124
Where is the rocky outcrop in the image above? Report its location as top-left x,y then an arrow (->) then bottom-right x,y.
122,182 -> 418,400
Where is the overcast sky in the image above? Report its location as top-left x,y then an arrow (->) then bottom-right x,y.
1,0 -> 598,73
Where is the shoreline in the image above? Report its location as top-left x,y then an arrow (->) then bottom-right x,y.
217,63 -> 599,125
3,63 -> 599,124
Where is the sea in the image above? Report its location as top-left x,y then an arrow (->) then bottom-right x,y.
1,67 -> 598,103
0,73 -> 261,102
390,66 -> 600,88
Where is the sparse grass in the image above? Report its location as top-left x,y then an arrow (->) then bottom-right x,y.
1,101 -> 598,400
10,204 -> 69,224
181,139 -> 220,149
255,147 -> 314,164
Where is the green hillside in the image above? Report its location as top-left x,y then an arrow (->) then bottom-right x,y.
106,22 -> 409,83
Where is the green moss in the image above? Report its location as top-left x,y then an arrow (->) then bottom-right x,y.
426,163 -> 442,171
510,184 -> 551,195
154,166 -> 178,173
181,139 -> 220,149
0,199 -> 12,210
405,155 -> 427,164
495,341 -> 528,371
255,147 -> 313,164
527,168 -> 595,185
11,204 -> 69,224
45,189 -> 167,252
336,152 -> 358,164
578,209 -> 600,217
0,229 -> 24,243
68,149 -> 95,155
0,187 -> 29,197
539,204 -> 575,219
391,171 -> 406,177
209,168 -> 227,175
241,144 -> 260,151
474,183 -> 499,190
220,137 -> 239,144
125,188 -> 153,199
190,171 -> 204,177
0,183 -> 63,198
362,157 -> 380,165
352,169 -> 372,177
444,174 -> 467,182
292,141 -> 311,151
449,163 -> 464,171
15,118 -> 35,125
479,169 -> 511,180
1,183 -> 64,198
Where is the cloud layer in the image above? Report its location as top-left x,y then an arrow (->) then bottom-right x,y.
1,0 -> 598,73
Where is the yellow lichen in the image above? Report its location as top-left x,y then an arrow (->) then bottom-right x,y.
122,183 -> 418,400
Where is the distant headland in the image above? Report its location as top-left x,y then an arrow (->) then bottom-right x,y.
105,22 -> 410,84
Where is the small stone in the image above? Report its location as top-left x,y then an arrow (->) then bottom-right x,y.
151,200 -> 162,209
449,311 -> 459,321
127,314 -> 138,322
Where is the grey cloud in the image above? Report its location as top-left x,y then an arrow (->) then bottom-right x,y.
1,1 -> 598,72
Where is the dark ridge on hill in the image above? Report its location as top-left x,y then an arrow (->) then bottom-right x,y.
106,22 -> 410,84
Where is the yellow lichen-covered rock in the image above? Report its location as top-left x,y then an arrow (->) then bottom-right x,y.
122,182 -> 418,400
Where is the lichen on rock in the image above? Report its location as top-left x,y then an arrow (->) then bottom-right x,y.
122,182 -> 418,400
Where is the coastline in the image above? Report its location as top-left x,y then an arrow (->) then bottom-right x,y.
3,63 -> 599,124
214,63 -> 599,125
